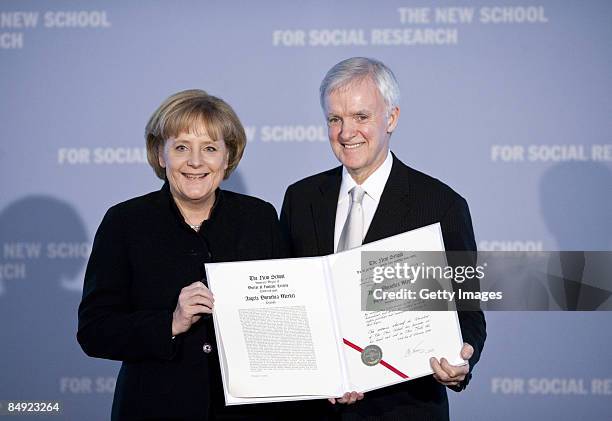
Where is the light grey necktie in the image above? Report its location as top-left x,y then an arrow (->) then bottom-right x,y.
337,186 -> 366,252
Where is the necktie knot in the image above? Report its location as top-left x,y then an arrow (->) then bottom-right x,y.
337,186 -> 366,252
350,186 -> 365,204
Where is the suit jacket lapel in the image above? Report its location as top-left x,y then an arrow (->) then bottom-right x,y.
364,154 -> 412,244
312,167 -> 341,255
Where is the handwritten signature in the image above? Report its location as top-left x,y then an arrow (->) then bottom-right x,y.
404,341 -> 434,357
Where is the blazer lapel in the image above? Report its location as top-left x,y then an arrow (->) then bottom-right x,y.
364,154 -> 413,244
312,168 -> 341,255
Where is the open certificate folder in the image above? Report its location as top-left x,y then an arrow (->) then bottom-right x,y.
205,223 -> 466,405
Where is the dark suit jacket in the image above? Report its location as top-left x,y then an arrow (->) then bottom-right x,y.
77,183 -> 288,421
280,154 -> 486,420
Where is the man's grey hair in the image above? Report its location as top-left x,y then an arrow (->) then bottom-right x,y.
319,57 -> 400,113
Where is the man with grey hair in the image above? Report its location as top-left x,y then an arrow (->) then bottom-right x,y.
281,57 -> 486,420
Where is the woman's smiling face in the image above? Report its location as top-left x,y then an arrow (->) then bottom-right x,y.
159,127 -> 228,209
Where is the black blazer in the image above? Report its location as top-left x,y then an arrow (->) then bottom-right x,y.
78,183 -> 287,420
280,154 -> 486,420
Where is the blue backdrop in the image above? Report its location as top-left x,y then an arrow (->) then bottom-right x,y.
1,1 -> 611,419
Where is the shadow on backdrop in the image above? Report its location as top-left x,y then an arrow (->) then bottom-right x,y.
222,168 -> 248,195
540,161 -> 612,310
0,196 -> 89,401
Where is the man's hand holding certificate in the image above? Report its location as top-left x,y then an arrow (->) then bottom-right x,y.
206,223 -> 466,405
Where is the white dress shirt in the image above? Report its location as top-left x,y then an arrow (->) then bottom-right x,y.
334,151 -> 393,252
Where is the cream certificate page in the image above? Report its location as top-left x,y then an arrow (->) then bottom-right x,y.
207,257 -> 346,404
329,223 -> 465,392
